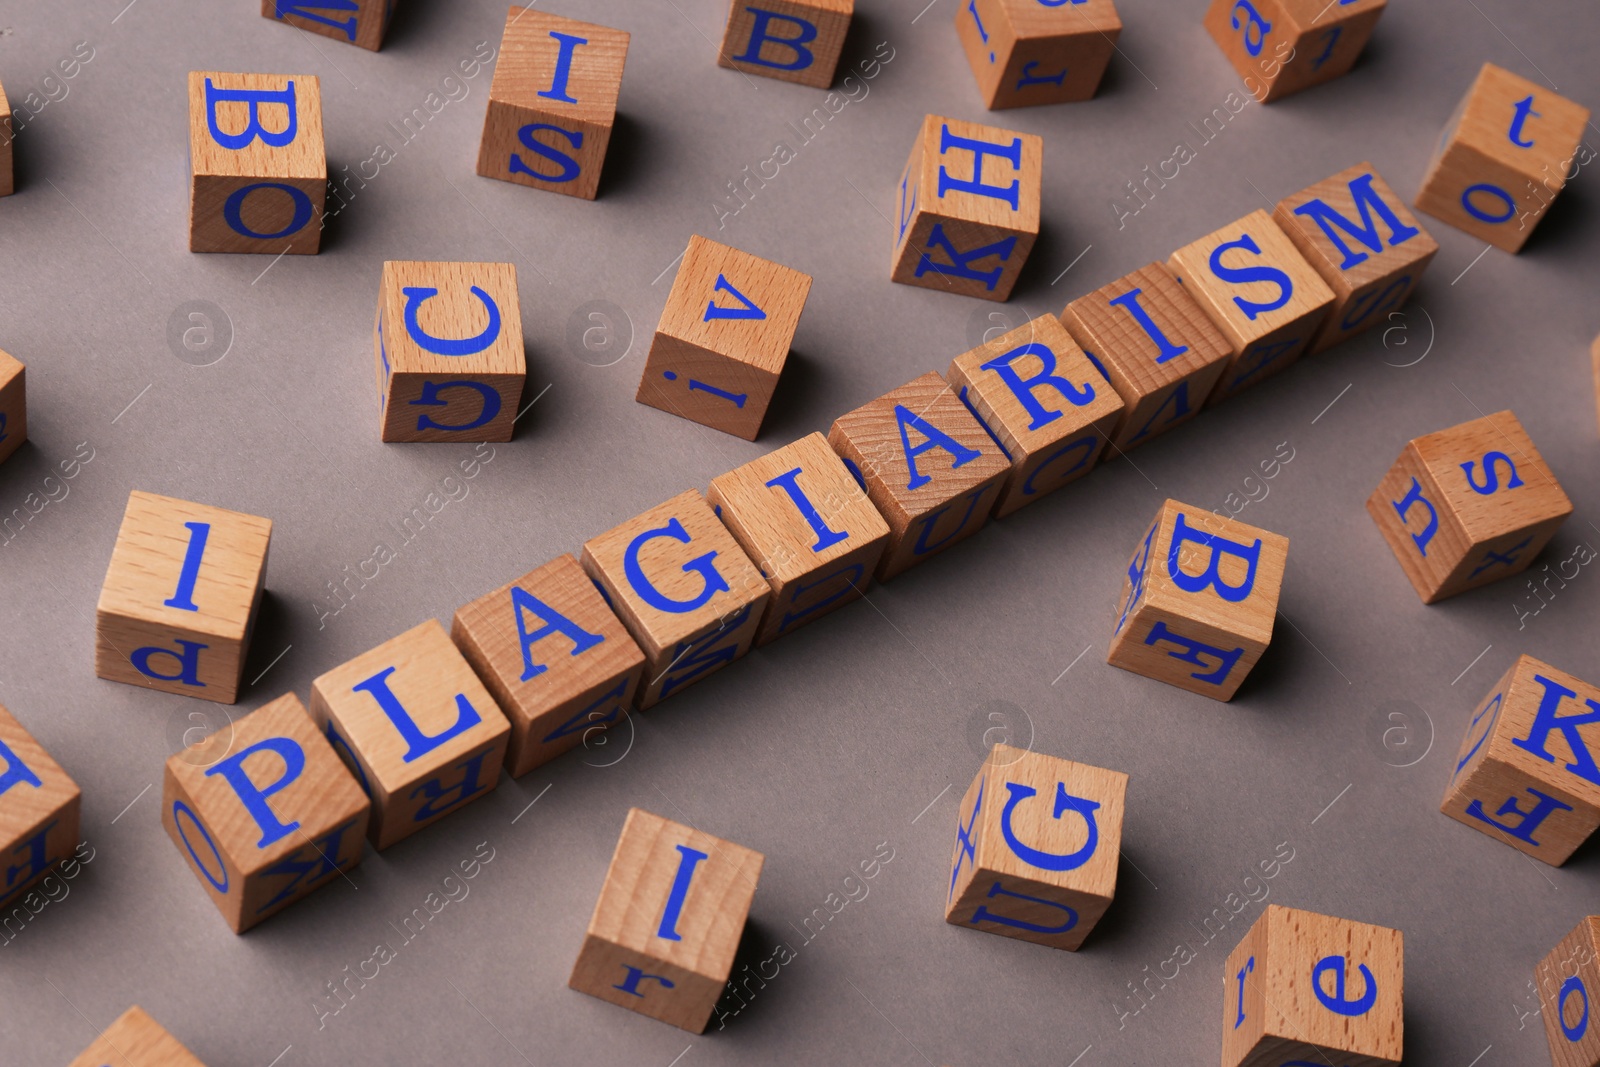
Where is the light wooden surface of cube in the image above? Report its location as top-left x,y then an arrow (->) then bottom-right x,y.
955,0 -> 1122,109
1536,916 -> 1600,1067
0,703 -> 81,909
261,0 -> 393,50
66,1006 -> 209,1067
717,0 -> 853,89
0,346 -> 25,466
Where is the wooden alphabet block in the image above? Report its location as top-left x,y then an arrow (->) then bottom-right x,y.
187,71 -> 324,255
452,553 -> 646,777
708,431 -> 890,645
1060,263 -> 1230,450
1205,0 -> 1386,103
163,692 -> 368,932
945,744 -> 1126,950
1416,63 -> 1591,253
1366,410 -> 1572,603
956,0 -> 1121,109
1274,163 -> 1438,353
477,8 -> 629,200
1537,916 -> 1600,1067
581,490 -> 768,709
891,114 -> 1042,301
261,0 -> 394,50
0,704 -> 80,910
96,491 -> 272,704
310,619 -> 511,850
946,313 -> 1123,516
1167,209 -> 1334,405
67,1006 -> 209,1067
636,235 -> 813,441
718,0 -> 852,89
827,372 -> 1010,581
0,79 -> 11,198
0,347 -> 24,466
374,260 -> 526,444
1222,904 -> 1403,1067
1441,655 -> 1600,867
569,807 -> 764,1033
1107,499 -> 1287,701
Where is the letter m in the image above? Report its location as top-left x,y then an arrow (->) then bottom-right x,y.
1290,172 -> 1420,271
275,0 -> 360,41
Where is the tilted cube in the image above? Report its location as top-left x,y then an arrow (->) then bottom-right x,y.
261,0 -> 395,51
956,0 -> 1122,109
718,0 -> 853,89
0,346 -> 24,467
67,1007 -> 209,1067
0,704 -> 80,910
1205,0 -> 1387,103
1537,916 -> 1600,1067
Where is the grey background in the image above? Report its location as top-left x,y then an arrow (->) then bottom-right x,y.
0,0 -> 1596,1064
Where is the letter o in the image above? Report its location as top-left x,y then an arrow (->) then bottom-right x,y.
223,182 -> 315,239
1460,183 -> 1515,224
1561,976 -> 1590,1042
172,801 -> 229,892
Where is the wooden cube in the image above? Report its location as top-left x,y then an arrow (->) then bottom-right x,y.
1441,655 -> 1600,867
187,71 -> 324,255
96,491 -> 272,705
0,79 -> 12,198
1366,409 -> 1572,603
374,260 -> 526,444
1205,0 -> 1386,103
569,807 -> 764,1033
1274,163 -> 1439,353
163,692 -> 369,932
891,114 -> 1042,301
717,0 -> 852,89
310,620 -> 511,850
1168,209 -> 1334,406
708,431 -> 890,645
477,8 -> 629,201
1416,63 -> 1591,253
0,704 -> 80,909
1060,263 -> 1230,451
67,1006 -> 209,1067
1107,499 -> 1287,701
636,235 -> 813,441
1537,916 -> 1600,1067
261,0 -> 394,50
956,0 -> 1121,110
828,372 -> 1010,581
945,744 -> 1126,950
452,553 -> 646,777
0,346 -> 24,466
581,490 -> 768,709
947,313 -> 1123,516
1223,904 -> 1403,1067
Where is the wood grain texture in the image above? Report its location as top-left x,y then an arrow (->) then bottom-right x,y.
374,260 -> 526,444
163,692 -> 369,932
187,71 -> 325,254
569,807 -> 764,1033
0,346 -> 25,466
717,0 -> 852,89
1204,0 -> 1385,103
827,371 -> 1010,581
1222,905 -> 1403,1067
1365,409 -> 1572,603
0,78 -> 12,198
1416,62 -> 1591,252
261,0 -> 394,51
1441,655 -> 1600,867
1061,262 -> 1231,450
708,431 -> 890,645
452,553 -> 645,777
945,744 -> 1126,951
476,7 -> 629,200
66,1006 -> 209,1067
580,490 -> 768,708
95,490 -> 272,704
1168,210 -> 1334,405
1535,915 -> 1600,1067
954,0 -> 1121,109
636,234 -> 812,440
946,313 -> 1123,516
1107,499 -> 1288,701
309,619 -> 510,850
0,703 -> 80,910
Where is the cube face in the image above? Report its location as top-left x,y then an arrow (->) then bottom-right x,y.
891,114 -> 1043,301
187,72 -> 325,255
451,554 -> 646,777
718,0 -> 853,89
163,693 -> 369,932
708,432 -> 891,645
828,372 -> 1010,581
1108,500 -> 1287,701
1061,263 -> 1231,450
1366,410 -> 1572,603
375,260 -> 526,444
96,491 -> 272,704
581,490 -> 769,709
0,347 -> 25,467
1537,917 -> 1600,1067
1204,0 -> 1386,103
1223,905 -> 1403,1067
310,620 -> 511,850
636,235 -> 813,441
945,745 -> 1126,951
1167,210 -> 1334,405
955,0 -> 1122,109
1441,656 -> 1600,866
0,80 -> 11,198
0,705 -> 81,910
1416,63 -> 1591,253
947,314 -> 1123,516
1274,164 -> 1438,353
67,1006 -> 209,1067
477,8 -> 630,200
261,0 -> 394,51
